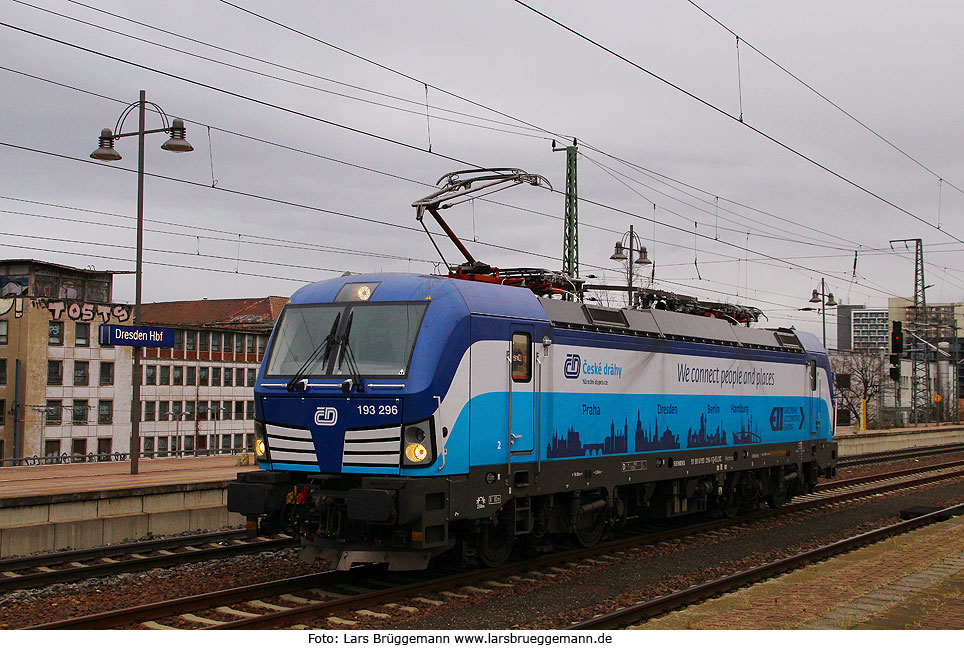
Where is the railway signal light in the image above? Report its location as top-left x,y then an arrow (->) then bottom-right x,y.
891,321 -> 903,354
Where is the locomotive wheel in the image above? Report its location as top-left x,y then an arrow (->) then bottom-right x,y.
572,509 -> 605,548
478,519 -> 514,567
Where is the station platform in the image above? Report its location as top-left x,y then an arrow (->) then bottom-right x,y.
0,457 -> 258,557
635,514 -> 964,629
834,421 -> 964,456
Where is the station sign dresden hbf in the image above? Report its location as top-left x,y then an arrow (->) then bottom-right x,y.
99,324 -> 175,348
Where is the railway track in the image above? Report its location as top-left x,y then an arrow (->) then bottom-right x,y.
0,530 -> 296,592
564,501 -> 964,630
29,457 -> 964,630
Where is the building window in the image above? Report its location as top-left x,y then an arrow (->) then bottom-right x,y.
222,367 -> 232,386
49,321 -> 64,345
144,401 -> 155,422
174,329 -> 184,349
258,335 -> 267,356
219,400 -> 230,420
0,358 -> 6,384
212,367 -> 221,386
158,400 -> 169,421
48,360 -> 63,385
173,366 -> 183,385
185,401 -> 196,420
143,436 -> 154,456
198,401 -> 208,420
72,399 -> 88,425
160,365 -> 170,385
211,333 -> 221,352
246,335 -> 255,354
246,368 -> 256,387
186,330 -> 196,351
71,438 -> 87,461
199,331 -> 209,352
44,439 -> 61,459
171,401 -> 183,418
199,367 -> 209,386
196,435 -> 207,451
221,434 -> 232,452
233,433 -> 243,450
100,361 -> 114,386
75,322 -> 89,347
246,400 -> 255,420
0,319 -> 8,345
97,438 -> 112,459
183,436 -> 195,452
98,400 -> 113,425
73,360 -> 89,386
187,366 -> 196,385
157,436 -> 168,457
235,367 -> 244,386
145,365 -> 156,385
235,400 -> 244,420
234,334 -> 243,354
0,399 -> 4,427
46,400 -> 62,424
245,433 -> 254,452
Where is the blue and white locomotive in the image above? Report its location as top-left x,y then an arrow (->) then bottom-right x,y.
228,168 -> 836,570
228,271 -> 836,570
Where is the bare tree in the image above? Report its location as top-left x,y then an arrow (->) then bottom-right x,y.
831,351 -> 886,427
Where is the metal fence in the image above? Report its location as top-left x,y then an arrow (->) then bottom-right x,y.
0,447 -> 252,468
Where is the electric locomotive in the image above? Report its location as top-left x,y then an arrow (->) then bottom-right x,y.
227,271 -> 836,570
226,168 -> 836,570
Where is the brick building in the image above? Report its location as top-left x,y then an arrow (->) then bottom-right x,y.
0,260 -> 132,462
0,258 -> 284,465
137,297 -> 285,457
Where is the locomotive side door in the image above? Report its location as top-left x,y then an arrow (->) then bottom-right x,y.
806,355 -> 819,436
508,325 -> 536,453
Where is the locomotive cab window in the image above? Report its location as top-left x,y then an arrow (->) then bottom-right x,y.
511,332 -> 531,382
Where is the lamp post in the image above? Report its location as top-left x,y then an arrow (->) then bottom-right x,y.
609,224 -> 651,307
806,278 -> 837,349
90,90 -> 193,474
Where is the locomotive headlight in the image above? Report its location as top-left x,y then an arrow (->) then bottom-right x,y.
356,285 -> 372,301
404,443 -> 428,463
253,420 -> 270,461
401,418 -> 434,466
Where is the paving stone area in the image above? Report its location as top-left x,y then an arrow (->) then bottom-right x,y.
635,517 -> 964,630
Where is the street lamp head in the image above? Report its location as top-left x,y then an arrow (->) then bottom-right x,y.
90,128 -> 122,161
826,292 -> 837,307
610,242 -> 627,261
160,118 -> 194,153
634,246 -> 652,265
809,289 -> 821,303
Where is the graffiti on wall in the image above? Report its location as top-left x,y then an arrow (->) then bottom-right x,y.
1,276 -> 28,297
0,298 -> 129,321
0,297 -> 24,318
45,300 -> 131,323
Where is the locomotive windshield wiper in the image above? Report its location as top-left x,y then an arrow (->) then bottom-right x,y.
339,336 -> 365,393
336,311 -> 365,393
286,313 -> 340,392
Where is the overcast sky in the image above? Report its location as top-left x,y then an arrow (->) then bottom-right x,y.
2,0 -> 963,347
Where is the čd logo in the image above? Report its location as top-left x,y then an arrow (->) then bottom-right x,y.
564,353 -> 581,379
314,407 -> 338,426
